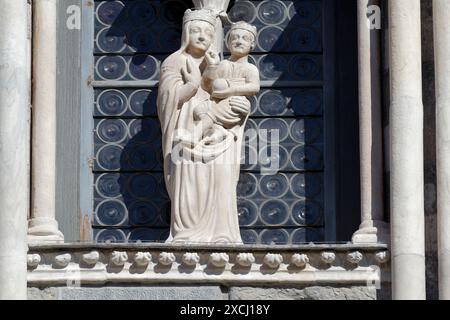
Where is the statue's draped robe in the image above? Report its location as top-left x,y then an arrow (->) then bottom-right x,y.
157,52 -> 245,243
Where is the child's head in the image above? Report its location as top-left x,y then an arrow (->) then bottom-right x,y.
227,21 -> 257,58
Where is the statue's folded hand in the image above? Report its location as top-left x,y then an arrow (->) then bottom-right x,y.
229,96 -> 251,115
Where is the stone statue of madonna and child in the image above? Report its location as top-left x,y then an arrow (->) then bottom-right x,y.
157,8 -> 260,244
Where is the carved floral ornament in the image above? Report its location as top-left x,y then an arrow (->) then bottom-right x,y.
27,249 -> 389,270
27,247 -> 389,286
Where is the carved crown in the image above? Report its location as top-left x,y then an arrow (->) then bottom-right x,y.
230,21 -> 257,38
192,0 -> 230,12
183,9 -> 217,26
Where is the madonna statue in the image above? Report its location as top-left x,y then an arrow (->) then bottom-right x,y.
157,8 -> 258,244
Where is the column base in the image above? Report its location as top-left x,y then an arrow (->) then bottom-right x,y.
27,218 -> 64,243
352,220 -> 390,244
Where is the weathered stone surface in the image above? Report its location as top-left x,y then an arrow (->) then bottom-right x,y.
28,286 -> 226,300
29,284 -> 387,300
229,286 -> 377,300
28,287 -> 58,300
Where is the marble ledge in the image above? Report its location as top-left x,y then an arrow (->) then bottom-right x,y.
27,242 -> 390,286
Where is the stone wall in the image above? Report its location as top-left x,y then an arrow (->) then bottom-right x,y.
28,284 -> 390,300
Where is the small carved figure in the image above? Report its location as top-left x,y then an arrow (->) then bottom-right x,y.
193,21 -> 260,145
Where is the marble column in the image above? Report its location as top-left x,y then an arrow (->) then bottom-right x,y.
389,0 -> 426,300
352,0 -> 389,244
0,0 -> 30,299
433,0 -> 450,300
28,0 -> 63,242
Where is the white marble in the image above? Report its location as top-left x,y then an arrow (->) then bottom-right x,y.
433,0 -> 450,301
134,252 -> 152,267
389,0 -> 426,300
157,9 -> 259,243
209,253 -> 229,267
192,0 -> 230,56
26,245 -> 390,287
28,0 -> 63,242
0,0 -> 30,300
291,254 -> 309,268
82,251 -> 100,265
353,0 -> 389,245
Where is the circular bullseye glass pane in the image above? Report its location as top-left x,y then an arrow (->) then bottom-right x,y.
129,28 -> 154,52
259,174 -> 289,198
258,90 -> 287,115
97,1 -> 126,26
96,173 -> 122,198
258,26 -> 285,52
259,145 -> 289,172
128,173 -> 158,199
290,27 -> 319,51
128,118 -> 160,143
97,144 -> 123,171
129,201 -> 158,225
97,119 -> 128,143
237,200 -> 259,227
292,200 -> 322,225
290,145 -> 323,171
289,1 -> 321,25
291,90 -> 322,115
95,229 -> 126,243
259,229 -> 289,245
260,200 -> 289,226
128,144 -> 156,171
290,118 -> 323,143
259,54 -> 286,80
95,200 -> 127,226
129,90 -> 154,115
258,0 -> 287,25
291,174 -> 322,198
129,55 -> 158,80
96,27 -> 126,53
160,0 -> 189,24
96,56 -> 127,80
237,173 -> 258,198
97,90 -> 128,116
258,118 -> 289,142
240,229 -> 259,244
290,228 -> 306,244
129,1 -> 156,25
289,56 -> 320,80
228,1 -> 257,23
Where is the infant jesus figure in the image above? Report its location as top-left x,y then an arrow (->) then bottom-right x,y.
193,21 -> 260,145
